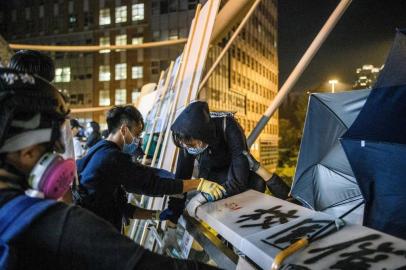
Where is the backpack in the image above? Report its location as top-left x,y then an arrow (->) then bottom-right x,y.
0,195 -> 56,269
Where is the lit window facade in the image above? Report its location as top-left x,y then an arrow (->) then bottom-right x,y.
132,66 -> 143,79
115,6 -> 127,23
132,4 -> 144,21
132,37 -> 143,45
99,90 -> 110,106
115,63 -> 127,80
55,67 -> 71,82
99,37 -> 110,53
99,65 -> 110,81
115,34 -> 127,51
99,8 -> 110,25
115,89 -> 127,105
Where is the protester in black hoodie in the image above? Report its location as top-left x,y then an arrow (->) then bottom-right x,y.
161,101 -> 266,224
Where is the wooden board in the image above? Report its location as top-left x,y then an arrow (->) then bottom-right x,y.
160,0 -> 221,172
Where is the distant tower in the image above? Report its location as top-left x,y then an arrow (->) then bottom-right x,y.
353,64 -> 383,89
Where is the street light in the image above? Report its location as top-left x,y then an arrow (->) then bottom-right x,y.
328,79 -> 338,93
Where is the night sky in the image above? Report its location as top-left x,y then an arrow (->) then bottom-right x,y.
278,0 -> 406,93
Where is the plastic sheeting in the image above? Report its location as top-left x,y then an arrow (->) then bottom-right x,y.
291,89 -> 370,223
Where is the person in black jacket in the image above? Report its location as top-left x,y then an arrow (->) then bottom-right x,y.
85,121 -> 102,148
161,101 -> 266,224
76,105 -> 226,231
0,68 -> 218,270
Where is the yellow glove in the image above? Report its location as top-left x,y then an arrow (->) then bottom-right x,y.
197,178 -> 226,200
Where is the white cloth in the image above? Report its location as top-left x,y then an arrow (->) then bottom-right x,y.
73,137 -> 85,159
186,193 -> 208,219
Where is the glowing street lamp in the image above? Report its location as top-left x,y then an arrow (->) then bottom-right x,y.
328,79 -> 338,93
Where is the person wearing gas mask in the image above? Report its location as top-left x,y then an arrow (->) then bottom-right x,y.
160,101 -> 274,224
75,105 -> 226,231
0,68 -> 219,270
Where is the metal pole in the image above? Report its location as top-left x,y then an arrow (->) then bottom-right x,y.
198,0 -> 262,94
9,39 -> 187,52
247,0 -> 352,147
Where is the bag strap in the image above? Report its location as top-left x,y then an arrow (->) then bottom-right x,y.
0,195 -> 55,242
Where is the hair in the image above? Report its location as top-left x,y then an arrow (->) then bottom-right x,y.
106,105 -> 144,134
9,50 -> 55,82
89,121 -> 100,133
172,131 -> 194,148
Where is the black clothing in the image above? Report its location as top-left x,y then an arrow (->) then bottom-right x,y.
86,131 -> 101,148
167,102 -> 265,224
172,109 -> 252,196
0,188 -> 217,270
171,101 -> 217,145
77,140 -> 183,230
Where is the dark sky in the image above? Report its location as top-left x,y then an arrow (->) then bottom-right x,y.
278,0 -> 406,93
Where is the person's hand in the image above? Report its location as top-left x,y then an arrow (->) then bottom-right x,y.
197,178 -> 226,200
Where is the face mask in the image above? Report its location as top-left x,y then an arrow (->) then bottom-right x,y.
122,128 -> 141,156
186,144 -> 208,155
28,153 -> 76,199
27,119 -> 76,199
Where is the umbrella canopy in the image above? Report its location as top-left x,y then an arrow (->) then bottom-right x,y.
291,89 -> 370,224
341,29 -> 406,240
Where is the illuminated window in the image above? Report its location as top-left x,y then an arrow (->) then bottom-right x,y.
115,6 -> 127,23
169,29 -> 178,40
115,89 -> 127,105
99,8 -> 110,25
132,66 -> 143,79
115,34 -> 127,51
55,67 -> 71,82
99,37 -> 110,53
99,65 -> 110,81
115,63 -> 127,80
132,4 -> 144,21
132,37 -> 143,45
99,90 -> 110,106
131,89 -> 140,103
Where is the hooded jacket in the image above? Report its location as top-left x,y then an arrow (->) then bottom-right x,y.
171,101 -> 251,196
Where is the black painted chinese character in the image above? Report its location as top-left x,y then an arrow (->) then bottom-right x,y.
303,234 -> 406,270
261,218 -> 332,249
236,205 -> 299,229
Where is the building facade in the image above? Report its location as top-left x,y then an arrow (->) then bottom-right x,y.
0,0 -> 278,169
353,64 -> 382,89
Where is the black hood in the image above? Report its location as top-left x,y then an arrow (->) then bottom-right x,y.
171,101 -> 216,145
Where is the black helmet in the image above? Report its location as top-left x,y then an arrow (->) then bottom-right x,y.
9,50 -> 55,82
0,68 -> 69,154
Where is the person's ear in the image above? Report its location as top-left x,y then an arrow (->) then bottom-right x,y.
120,124 -> 127,136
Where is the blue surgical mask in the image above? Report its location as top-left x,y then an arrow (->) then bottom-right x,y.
123,134 -> 141,156
186,144 -> 208,155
